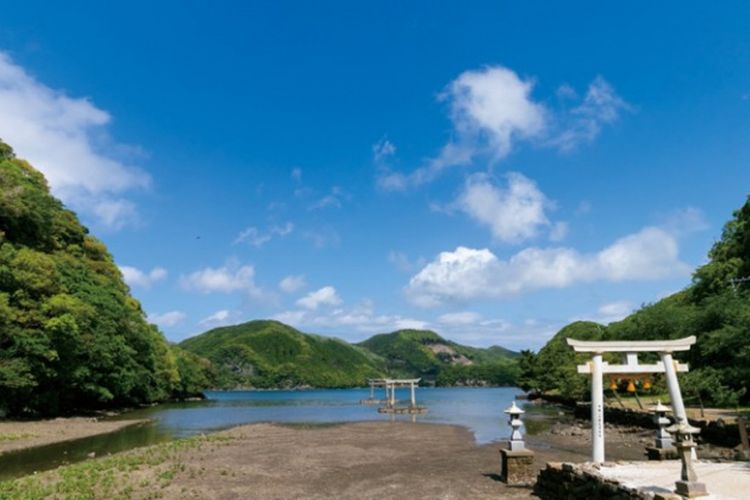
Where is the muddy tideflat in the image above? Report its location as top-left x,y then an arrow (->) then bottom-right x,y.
0,417 -> 148,455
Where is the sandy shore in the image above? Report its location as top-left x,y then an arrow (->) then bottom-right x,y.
0,417 -> 148,454
0,418 -> 673,499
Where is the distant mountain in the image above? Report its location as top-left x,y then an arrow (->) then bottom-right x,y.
358,329 -> 519,385
180,321 -> 520,389
179,320 -> 384,388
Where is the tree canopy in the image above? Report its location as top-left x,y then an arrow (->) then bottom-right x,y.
0,140 -> 203,416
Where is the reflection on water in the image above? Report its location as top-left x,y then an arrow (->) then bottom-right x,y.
0,387 -> 568,481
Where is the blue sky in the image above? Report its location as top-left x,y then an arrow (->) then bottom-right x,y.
1,1 -> 749,350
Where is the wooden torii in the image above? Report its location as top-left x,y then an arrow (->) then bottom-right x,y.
567,336 -> 696,463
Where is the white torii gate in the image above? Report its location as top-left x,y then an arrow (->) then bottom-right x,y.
567,336 -> 696,463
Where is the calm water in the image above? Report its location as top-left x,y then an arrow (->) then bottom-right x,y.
0,387 -> 555,481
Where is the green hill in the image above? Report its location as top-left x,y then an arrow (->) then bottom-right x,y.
0,140 -> 192,416
179,320 -> 384,388
520,196 -> 750,407
358,329 -> 519,385
180,322 -> 520,389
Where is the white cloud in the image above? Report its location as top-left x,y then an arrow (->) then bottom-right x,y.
597,301 -> 633,321
438,311 -> 482,325
376,66 -> 628,191
0,52 -> 150,228
372,138 -> 396,162
571,301 -> 634,325
234,227 -> 271,247
296,286 -> 342,310
180,264 -> 263,296
550,76 -> 631,151
406,226 -> 689,307
234,222 -> 294,247
199,309 -> 233,328
279,274 -> 306,293
377,66 -> 545,191
309,194 -> 342,210
119,266 -> 167,289
455,172 -> 552,243
148,310 -> 186,328
274,299 -> 428,337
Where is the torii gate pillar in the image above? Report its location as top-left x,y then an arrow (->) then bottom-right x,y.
591,352 -> 605,463
567,336 -> 696,464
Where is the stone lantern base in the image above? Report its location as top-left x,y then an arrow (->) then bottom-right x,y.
675,480 -> 709,498
500,448 -> 535,486
646,446 -> 679,461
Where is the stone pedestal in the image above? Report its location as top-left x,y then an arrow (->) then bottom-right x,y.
675,480 -> 709,498
500,448 -> 535,486
646,446 -> 679,461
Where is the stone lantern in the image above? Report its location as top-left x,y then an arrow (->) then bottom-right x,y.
666,420 -> 708,498
506,401 -> 526,450
646,400 -> 678,460
500,400 -> 534,486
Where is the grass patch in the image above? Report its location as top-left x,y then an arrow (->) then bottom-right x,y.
0,433 -> 36,443
0,434 -> 231,499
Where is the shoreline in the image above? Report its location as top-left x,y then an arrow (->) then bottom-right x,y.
0,417 -> 150,455
0,412 -> 713,498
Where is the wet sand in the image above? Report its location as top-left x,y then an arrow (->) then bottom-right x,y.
0,417 -> 147,454
2,418 -> 672,499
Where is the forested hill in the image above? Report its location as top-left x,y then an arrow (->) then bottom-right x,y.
179,322 -> 519,389
0,140 -> 206,417
179,320 -> 384,388
358,329 -> 519,386
520,196 -> 750,407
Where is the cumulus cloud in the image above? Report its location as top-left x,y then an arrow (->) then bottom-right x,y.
455,172 -> 552,243
376,66 -> 628,191
406,226 -> 689,307
378,66 -> 544,191
0,52 -> 150,228
148,310 -> 186,328
180,263 -> 264,297
119,266 -> 167,288
296,286 -> 342,310
279,274 -> 306,293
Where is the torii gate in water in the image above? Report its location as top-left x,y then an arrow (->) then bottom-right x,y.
567,336 -> 696,463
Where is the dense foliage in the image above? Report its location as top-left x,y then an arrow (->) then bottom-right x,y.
180,320 -> 385,388
358,329 -> 518,385
520,197 -> 750,407
0,141 -> 205,416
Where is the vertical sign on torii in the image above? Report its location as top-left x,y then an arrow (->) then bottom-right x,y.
566,336 -> 696,463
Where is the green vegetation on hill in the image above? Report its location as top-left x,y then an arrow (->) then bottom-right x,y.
0,140 -> 202,417
179,320 -> 384,388
520,196 -> 750,407
358,329 -> 518,386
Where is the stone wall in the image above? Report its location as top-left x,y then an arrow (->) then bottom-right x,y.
534,462 -> 653,500
573,402 -> 741,448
